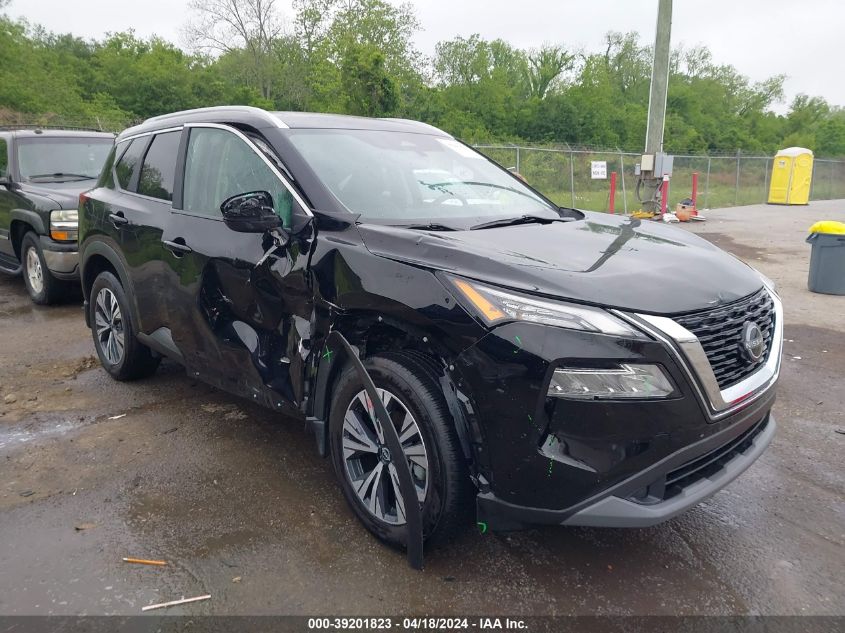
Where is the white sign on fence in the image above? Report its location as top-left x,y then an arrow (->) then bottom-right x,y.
591,161 -> 607,179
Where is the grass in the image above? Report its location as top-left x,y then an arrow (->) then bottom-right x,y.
539,185 -> 774,214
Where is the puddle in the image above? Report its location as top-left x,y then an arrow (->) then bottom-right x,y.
0,415 -> 88,452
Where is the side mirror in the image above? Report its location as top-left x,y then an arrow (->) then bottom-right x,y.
220,191 -> 282,233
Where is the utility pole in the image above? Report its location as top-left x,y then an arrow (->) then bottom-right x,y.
640,0 -> 673,213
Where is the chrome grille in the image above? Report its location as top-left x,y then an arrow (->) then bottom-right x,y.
673,289 -> 775,389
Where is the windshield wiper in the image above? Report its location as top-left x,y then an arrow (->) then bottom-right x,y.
27,172 -> 94,181
436,180 -> 540,202
470,215 -> 555,230
400,222 -> 459,231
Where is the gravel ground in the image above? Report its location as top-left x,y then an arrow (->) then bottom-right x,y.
0,200 -> 842,616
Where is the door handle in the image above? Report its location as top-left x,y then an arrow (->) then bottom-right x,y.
109,212 -> 129,228
163,238 -> 193,256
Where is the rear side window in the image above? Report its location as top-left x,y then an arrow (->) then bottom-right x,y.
115,138 -> 145,190
182,127 -> 293,227
137,131 -> 181,201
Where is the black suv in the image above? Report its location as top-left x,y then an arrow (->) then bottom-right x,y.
79,106 -> 781,548
0,128 -> 114,303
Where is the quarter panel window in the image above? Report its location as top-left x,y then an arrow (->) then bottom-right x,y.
138,131 -> 181,201
115,138 -> 145,190
182,127 -> 293,227
0,138 -> 7,178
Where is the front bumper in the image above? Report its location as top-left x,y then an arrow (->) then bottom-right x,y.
39,236 -> 79,280
477,412 -> 774,529
452,288 -> 781,531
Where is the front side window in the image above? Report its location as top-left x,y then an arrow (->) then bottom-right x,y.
16,137 -> 112,183
286,130 -> 558,227
182,127 -> 293,227
137,131 -> 181,201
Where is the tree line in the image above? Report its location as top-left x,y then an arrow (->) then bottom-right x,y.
2,0 -> 844,156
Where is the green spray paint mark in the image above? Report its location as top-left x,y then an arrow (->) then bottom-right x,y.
547,460 -> 554,477
515,335 -> 522,347
477,521 -> 488,534
322,347 -> 333,362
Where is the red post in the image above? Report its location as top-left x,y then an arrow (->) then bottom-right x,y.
691,172 -> 699,208
660,176 -> 669,215
609,171 -> 617,214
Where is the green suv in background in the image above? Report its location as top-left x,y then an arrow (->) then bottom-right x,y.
0,128 -> 114,304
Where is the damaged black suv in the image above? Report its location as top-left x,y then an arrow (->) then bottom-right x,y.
79,106 -> 781,549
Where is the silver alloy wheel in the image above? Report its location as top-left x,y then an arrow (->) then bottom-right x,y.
25,246 -> 44,295
342,388 -> 429,525
94,288 -> 125,366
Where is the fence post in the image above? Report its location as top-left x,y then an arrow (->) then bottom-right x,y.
735,149 -> 741,206
516,146 -> 521,174
810,160 -> 816,201
691,172 -> 698,208
830,161 -> 834,201
609,172 -> 617,213
619,150 -> 628,215
569,148 -> 575,208
763,157 -> 771,203
705,157 -> 711,209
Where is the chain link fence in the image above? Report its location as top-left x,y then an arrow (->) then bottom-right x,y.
474,144 -> 845,212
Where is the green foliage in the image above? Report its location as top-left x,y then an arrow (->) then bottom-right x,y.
341,44 -> 398,116
1,2 -> 844,156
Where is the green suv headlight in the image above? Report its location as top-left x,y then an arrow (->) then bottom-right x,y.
548,364 -> 675,400
445,275 -> 646,339
50,209 -> 79,242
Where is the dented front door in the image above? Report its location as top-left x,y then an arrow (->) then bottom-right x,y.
161,123 -> 313,412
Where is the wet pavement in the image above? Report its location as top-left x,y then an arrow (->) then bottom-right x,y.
0,201 -> 843,616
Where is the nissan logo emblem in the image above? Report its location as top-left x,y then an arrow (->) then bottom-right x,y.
741,321 -> 766,361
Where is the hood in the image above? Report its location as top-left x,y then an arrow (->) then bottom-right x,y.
18,180 -> 95,209
357,212 -> 764,315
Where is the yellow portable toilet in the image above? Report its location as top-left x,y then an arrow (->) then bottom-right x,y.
768,147 -> 814,205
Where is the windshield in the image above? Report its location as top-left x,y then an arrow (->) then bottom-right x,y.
286,129 -> 558,226
17,137 -> 113,182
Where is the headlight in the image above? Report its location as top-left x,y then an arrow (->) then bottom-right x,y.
548,364 -> 675,399
445,275 -> 646,338
50,209 -> 78,242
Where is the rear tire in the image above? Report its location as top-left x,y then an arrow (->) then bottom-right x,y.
89,271 -> 160,381
329,352 -> 474,549
21,232 -> 67,305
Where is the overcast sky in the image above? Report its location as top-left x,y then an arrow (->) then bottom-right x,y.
9,0 -> 844,111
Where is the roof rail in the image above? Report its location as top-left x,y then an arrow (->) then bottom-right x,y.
0,124 -> 110,133
143,106 -> 288,129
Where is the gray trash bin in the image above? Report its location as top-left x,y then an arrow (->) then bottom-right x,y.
806,222 -> 845,295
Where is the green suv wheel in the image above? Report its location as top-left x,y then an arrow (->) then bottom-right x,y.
21,232 -> 66,305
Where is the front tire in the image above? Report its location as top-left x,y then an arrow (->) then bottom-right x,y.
329,353 -> 474,549
21,232 -> 66,305
89,271 -> 160,381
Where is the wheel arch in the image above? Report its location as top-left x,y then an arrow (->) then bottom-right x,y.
308,314 -> 482,479
9,217 -> 39,260
80,240 -> 137,328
